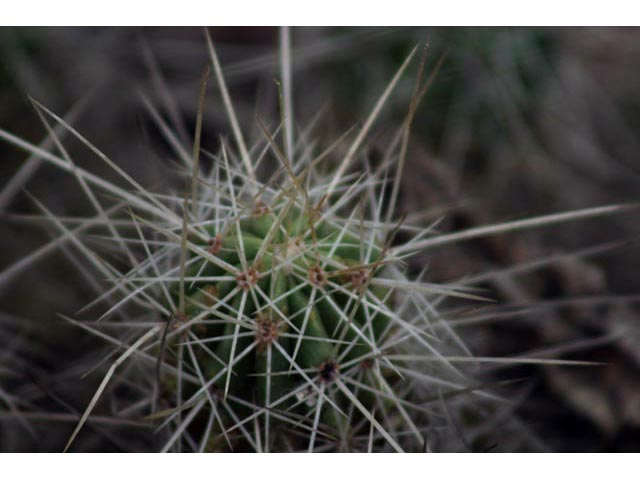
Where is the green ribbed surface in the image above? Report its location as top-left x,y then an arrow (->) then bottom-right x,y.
175,207 -> 387,410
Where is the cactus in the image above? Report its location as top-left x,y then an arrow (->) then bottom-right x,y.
53,34 -> 478,452
123,34 -> 469,453
165,177 -> 406,449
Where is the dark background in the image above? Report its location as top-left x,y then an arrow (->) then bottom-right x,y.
1,27 -> 640,452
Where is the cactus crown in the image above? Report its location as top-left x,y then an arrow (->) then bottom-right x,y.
166,159 -> 400,450
141,44 -> 477,448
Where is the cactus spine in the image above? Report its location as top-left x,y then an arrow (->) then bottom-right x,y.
2,32 -> 489,453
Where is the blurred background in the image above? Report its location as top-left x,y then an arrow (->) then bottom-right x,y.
1,27 -> 640,452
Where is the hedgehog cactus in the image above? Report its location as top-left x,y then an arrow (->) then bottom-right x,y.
0,30 -> 513,453
180,203 -> 387,393
140,35 -> 477,450
169,184 -> 397,449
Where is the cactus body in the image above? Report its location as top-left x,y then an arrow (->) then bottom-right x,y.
168,204 -> 393,449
